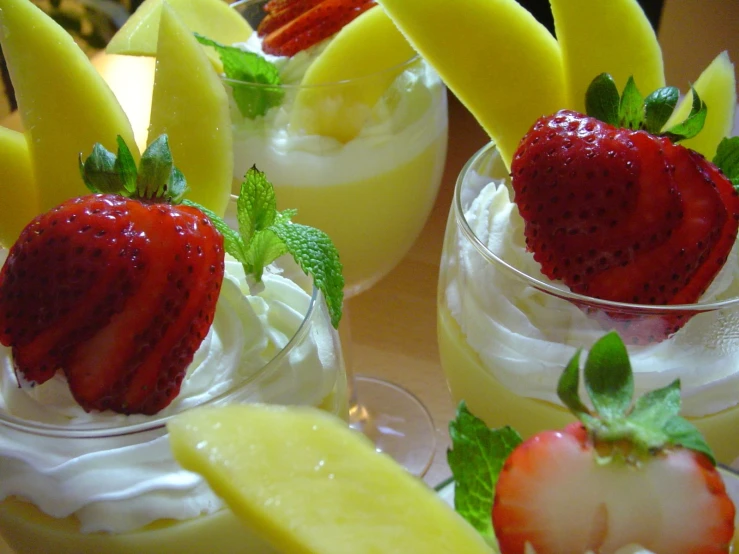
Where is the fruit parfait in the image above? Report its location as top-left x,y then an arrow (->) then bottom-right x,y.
378,0 -> 739,463
109,0 -> 449,294
0,1 -> 346,552
164,333 -> 737,553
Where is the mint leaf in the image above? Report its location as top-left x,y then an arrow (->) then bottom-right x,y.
448,402 -> 522,547
79,142 -> 121,194
713,136 -> 739,187
585,73 -> 620,125
245,229 -> 290,282
271,221 -> 344,328
618,77 -> 644,130
584,332 -> 633,420
195,33 -> 284,119
237,165 -> 277,243
663,87 -> 707,142
644,86 -> 679,134
137,135 -> 173,199
114,135 -> 138,194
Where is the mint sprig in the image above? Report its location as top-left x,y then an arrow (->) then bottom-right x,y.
447,402 -> 521,547
186,167 -> 344,328
585,73 -> 707,141
195,33 -> 284,119
79,134 -> 188,202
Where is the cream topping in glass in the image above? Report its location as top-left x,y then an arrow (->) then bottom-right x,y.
0,253 -> 340,533
445,174 -> 739,417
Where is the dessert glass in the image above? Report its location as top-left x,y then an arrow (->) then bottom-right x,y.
438,142 -> 739,466
0,240 -> 347,553
228,0 -> 448,475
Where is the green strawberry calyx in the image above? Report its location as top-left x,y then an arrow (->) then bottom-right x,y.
447,332 -> 716,545
79,135 -> 344,328
585,73 -> 739,188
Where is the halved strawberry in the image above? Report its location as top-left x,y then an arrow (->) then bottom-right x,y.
260,0 -> 376,57
488,333 -> 736,554
510,75 -> 739,343
257,0 -> 325,36
0,136 -> 225,415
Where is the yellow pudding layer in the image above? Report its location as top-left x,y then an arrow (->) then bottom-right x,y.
0,387 -> 346,554
262,132 -> 448,295
438,304 -> 739,465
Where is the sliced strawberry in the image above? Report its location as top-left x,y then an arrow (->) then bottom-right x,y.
262,0 -> 376,57
257,0 -> 325,36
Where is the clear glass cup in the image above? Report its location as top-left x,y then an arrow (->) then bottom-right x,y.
438,142 -> 739,466
228,0 -> 448,475
0,238 -> 347,553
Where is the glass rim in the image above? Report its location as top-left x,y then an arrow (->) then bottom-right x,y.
454,141 -> 739,314
0,256 -> 322,440
226,0 -> 420,89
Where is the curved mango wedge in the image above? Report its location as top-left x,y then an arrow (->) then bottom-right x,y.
0,127 -> 37,247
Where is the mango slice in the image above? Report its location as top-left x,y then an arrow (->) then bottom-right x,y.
290,6 -> 415,143
0,127 -> 36,247
663,51 -> 736,159
0,0 -> 137,212
550,0 -> 665,113
148,4 -> 233,216
169,404 -> 491,554
377,0 -> 565,169
106,0 -> 252,57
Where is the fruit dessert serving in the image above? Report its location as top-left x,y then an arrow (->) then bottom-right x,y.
107,0 -> 449,292
165,332 -> 738,553
0,1 -> 346,551
377,0 -> 739,462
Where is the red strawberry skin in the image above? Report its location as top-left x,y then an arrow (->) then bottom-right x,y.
0,194 -> 225,415
492,422 -> 736,554
260,0 -> 376,57
511,110 -> 739,343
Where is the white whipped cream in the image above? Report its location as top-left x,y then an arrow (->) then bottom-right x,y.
227,35 -> 448,188
0,256 -> 342,533
445,173 -> 739,417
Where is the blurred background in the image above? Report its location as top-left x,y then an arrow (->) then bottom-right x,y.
2,0 -> 739,120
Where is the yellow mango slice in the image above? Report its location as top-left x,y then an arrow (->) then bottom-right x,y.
169,404 -> 491,554
0,127 -> 37,247
377,0 -> 565,169
662,51 -> 736,159
106,0 -> 252,57
290,6 -> 416,143
0,0 -> 137,212
550,0 -> 665,113
148,4 -> 232,216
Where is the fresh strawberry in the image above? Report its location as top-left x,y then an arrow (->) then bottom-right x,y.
0,136 -> 225,415
510,75 -> 739,343
259,0 -> 376,57
448,333 -> 736,554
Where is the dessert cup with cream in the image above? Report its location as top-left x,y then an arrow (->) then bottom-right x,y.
438,142 -> 739,466
0,244 -> 347,554
226,0 -> 448,475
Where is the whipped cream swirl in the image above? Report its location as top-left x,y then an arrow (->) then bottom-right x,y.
445,171 -> 739,417
0,256 -> 342,533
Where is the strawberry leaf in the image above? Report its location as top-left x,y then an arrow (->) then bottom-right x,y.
662,416 -> 715,465
618,77 -> 644,130
195,33 -> 284,120
662,87 -> 707,142
625,379 -> 682,449
79,143 -> 121,194
114,135 -> 138,195
448,402 -> 522,548
584,332 -> 634,420
137,135 -> 173,199
713,137 -> 739,187
585,73 -> 620,125
644,86 -> 679,134
556,349 -> 590,417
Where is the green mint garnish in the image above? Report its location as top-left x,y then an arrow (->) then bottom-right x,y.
713,136 -> 739,188
585,73 -> 707,141
447,402 -> 521,548
185,167 -> 344,328
79,134 -> 188,203
195,33 -> 284,119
